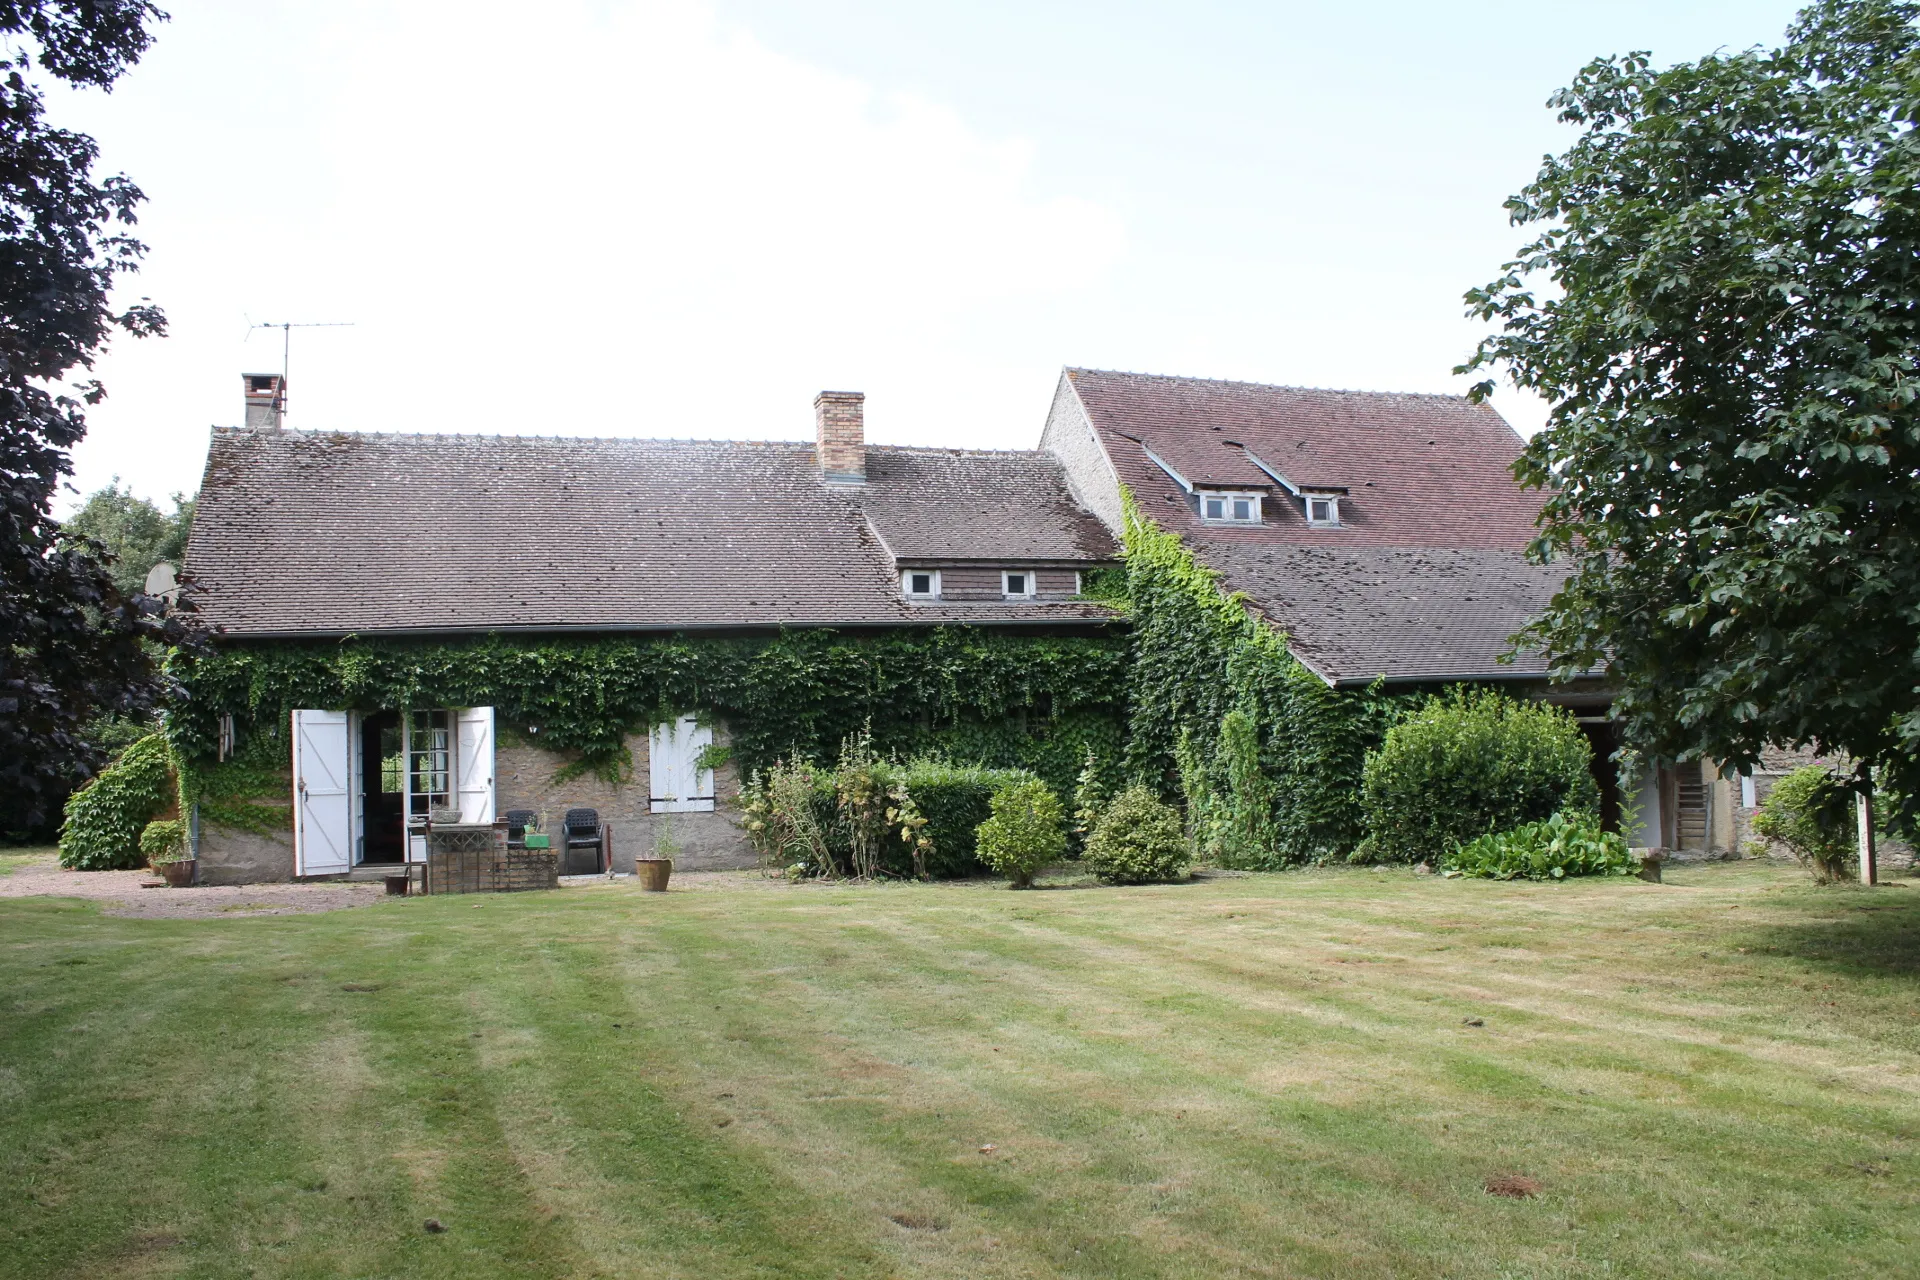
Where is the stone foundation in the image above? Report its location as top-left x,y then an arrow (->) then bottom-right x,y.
196,825 -> 295,885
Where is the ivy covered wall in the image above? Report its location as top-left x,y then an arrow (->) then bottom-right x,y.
170,628 -> 1129,802
1118,494 -> 1421,863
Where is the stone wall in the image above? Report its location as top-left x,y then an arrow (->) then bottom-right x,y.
496,720 -> 754,872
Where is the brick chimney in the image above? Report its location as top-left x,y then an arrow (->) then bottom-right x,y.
243,372 -> 285,429
814,390 -> 865,484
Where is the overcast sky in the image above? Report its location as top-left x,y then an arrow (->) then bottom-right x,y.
51,0 -> 1805,510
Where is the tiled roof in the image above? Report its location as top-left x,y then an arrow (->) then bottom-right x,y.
1060,368 -> 1566,682
1066,368 -> 1544,548
1197,544 -> 1567,685
859,447 -> 1116,563
187,429 -> 1116,638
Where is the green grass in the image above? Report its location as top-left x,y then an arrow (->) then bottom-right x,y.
3,861 -> 1918,1278
0,845 -> 54,877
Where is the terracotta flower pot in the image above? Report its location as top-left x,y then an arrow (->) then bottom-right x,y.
634,857 -> 672,892
157,859 -> 196,888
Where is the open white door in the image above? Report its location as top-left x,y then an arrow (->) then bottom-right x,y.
649,715 -> 714,813
456,706 -> 495,824
292,709 -> 351,876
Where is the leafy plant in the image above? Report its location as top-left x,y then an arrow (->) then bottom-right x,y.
1083,785 -> 1190,884
1362,688 -> 1598,863
743,760 -> 833,876
1752,765 -> 1858,883
1443,811 -> 1633,881
138,817 -> 187,866
1071,746 -> 1108,853
59,732 -> 175,870
1461,0 -> 1920,819
975,778 -> 1066,888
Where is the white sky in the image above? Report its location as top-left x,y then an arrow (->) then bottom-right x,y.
49,0 -> 1804,510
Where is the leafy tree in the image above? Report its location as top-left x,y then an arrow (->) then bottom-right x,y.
1461,0 -> 1920,808
63,479 -> 191,595
0,1 -> 187,836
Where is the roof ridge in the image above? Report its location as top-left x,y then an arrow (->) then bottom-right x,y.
1065,366 -> 1475,403
212,426 -> 817,447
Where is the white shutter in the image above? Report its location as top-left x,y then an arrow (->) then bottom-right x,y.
292,709 -> 351,876
456,707 -> 495,823
650,715 -> 715,813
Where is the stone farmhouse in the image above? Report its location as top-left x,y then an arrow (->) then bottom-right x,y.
181,367 -> 1741,885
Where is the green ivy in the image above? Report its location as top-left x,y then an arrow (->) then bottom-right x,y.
169,628 -> 1128,802
1119,492 -> 1420,863
60,733 -> 176,870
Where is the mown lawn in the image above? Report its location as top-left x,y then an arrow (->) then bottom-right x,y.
2,861 -> 1918,1279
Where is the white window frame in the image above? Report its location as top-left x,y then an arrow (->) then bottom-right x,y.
1304,494 -> 1341,526
1002,570 -> 1035,599
1199,491 -> 1263,524
902,569 -> 940,600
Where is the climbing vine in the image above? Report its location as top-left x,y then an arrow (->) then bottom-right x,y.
169,628 -> 1128,804
1120,492 -> 1421,863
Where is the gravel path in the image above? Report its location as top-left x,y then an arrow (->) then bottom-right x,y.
0,856 -> 387,920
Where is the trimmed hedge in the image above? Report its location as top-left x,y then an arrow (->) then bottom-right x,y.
60,733 -> 176,870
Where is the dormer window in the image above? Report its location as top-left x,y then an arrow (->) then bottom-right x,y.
1200,491 -> 1262,524
903,570 -> 940,599
1305,494 -> 1341,526
1002,571 -> 1034,599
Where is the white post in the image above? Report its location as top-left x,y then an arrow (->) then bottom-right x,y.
1858,786 -> 1878,886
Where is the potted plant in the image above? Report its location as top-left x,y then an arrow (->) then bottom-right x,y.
140,819 -> 195,888
636,813 -> 676,892
522,812 -> 551,850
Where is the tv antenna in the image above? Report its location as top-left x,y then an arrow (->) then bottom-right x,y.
245,318 -> 355,421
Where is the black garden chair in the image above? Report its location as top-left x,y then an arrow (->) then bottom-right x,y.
562,807 -> 603,875
503,809 -> 536,849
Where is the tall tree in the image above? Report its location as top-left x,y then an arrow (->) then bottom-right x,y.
1462,0 -> 1920,803
0,1 -> 185,834
63,479 -> 191,596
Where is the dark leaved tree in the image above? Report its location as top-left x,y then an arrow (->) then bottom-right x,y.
1462,0 -> 1920,808
0,1 -> 190,837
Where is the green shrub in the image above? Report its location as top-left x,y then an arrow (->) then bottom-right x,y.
1752,765 -> 1857,883
1361,689 -> 1599,863
975,779 -> 1067,888
1443,811 -> 1634,881
59,733 -> 176,870
744,754 -> 1039,879
1084,786 -> 1190,884
139,819 -> 189,865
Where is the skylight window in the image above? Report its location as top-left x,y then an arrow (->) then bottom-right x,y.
1200,492 -> 1262,524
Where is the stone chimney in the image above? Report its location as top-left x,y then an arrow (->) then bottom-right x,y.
243,372 -> 285,429
814,390 -> 865,484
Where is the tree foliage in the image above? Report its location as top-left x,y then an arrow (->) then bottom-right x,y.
0,1 -> 182,833
1462,0 -> 1920,807
62,479 -> 192,595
